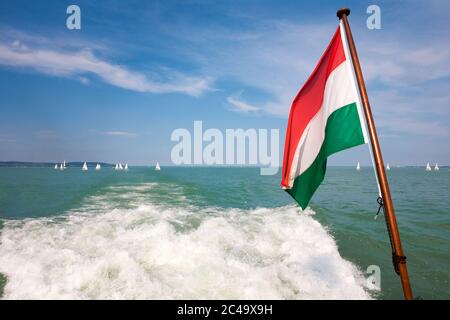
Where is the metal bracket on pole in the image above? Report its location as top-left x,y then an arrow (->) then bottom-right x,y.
392,253 -> 407,276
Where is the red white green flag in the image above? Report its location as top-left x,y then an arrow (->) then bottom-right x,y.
281,22 -> 369,209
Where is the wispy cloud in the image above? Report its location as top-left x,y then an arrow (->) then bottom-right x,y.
0,35 -> 213,97
361,42 -> 450,87
96,130 -> 138,138
227,96 -> 260,113
34,130 -> 58,140
166,12 -> 450,136
377,117 -> 449,137
1,4 -> 449,140
165,20 -> 336,116
0,134 -> 16,143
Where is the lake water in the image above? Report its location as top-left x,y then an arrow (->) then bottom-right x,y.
0,166 -> 448,299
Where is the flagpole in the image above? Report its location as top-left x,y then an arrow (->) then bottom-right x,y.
337,8 -> 414,300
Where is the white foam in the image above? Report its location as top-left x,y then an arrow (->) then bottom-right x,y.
0,187 -> 374,299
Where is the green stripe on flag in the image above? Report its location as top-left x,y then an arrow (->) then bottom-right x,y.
286,103 -> 365,209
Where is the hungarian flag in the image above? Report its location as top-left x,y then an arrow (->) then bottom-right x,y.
281,23 -> 368,209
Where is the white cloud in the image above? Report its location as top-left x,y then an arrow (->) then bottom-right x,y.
0,36 -> 212,97
377,117 -> 449,137
227,96 -> 260,113
97,131 -> 138,137
77,76 -> 90,85
361,43 -> 450,87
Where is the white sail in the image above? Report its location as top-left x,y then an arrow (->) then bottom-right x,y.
434,163 -> 439,171
114,163 -> 119,170
155,162 -> 161,171
426,163 -> 432,171
54,164 -> 58,169
82,162 -> 88,171
386,163 -> 390,171
63,160 -> 66,168
59,164 -> 64,170
124,164 -> 128,170
118,163 -> 123,170
356,162 -> 360,171
96,163 -> 101,170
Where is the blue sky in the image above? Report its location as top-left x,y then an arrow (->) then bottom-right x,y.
0,0 -> 449,166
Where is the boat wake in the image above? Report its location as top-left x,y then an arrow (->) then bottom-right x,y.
0,183 -> 375,299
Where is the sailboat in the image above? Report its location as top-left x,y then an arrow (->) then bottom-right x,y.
63,160 -> 67,168
59,163 -> 64,170
82,162 -> 88,171
426,163 -> 432,171
118,163 -> 123,170
386,163 -> 390,171
155,162 -> 161,171
356,162 -> 360,171
96,163 -> 101,170
124,164 -> 128,170
114,163 -> 119,170
54,164 -> 58,170
434,163 -> 439,171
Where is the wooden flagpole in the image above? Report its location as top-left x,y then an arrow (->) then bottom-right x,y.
337,8 -> 414,300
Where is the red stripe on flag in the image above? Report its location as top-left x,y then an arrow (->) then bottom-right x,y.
281,26 -> 346,188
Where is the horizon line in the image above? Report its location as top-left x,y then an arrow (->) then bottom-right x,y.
0,161 -> 448,168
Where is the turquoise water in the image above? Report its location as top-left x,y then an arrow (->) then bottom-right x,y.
0,166 -> 448,299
